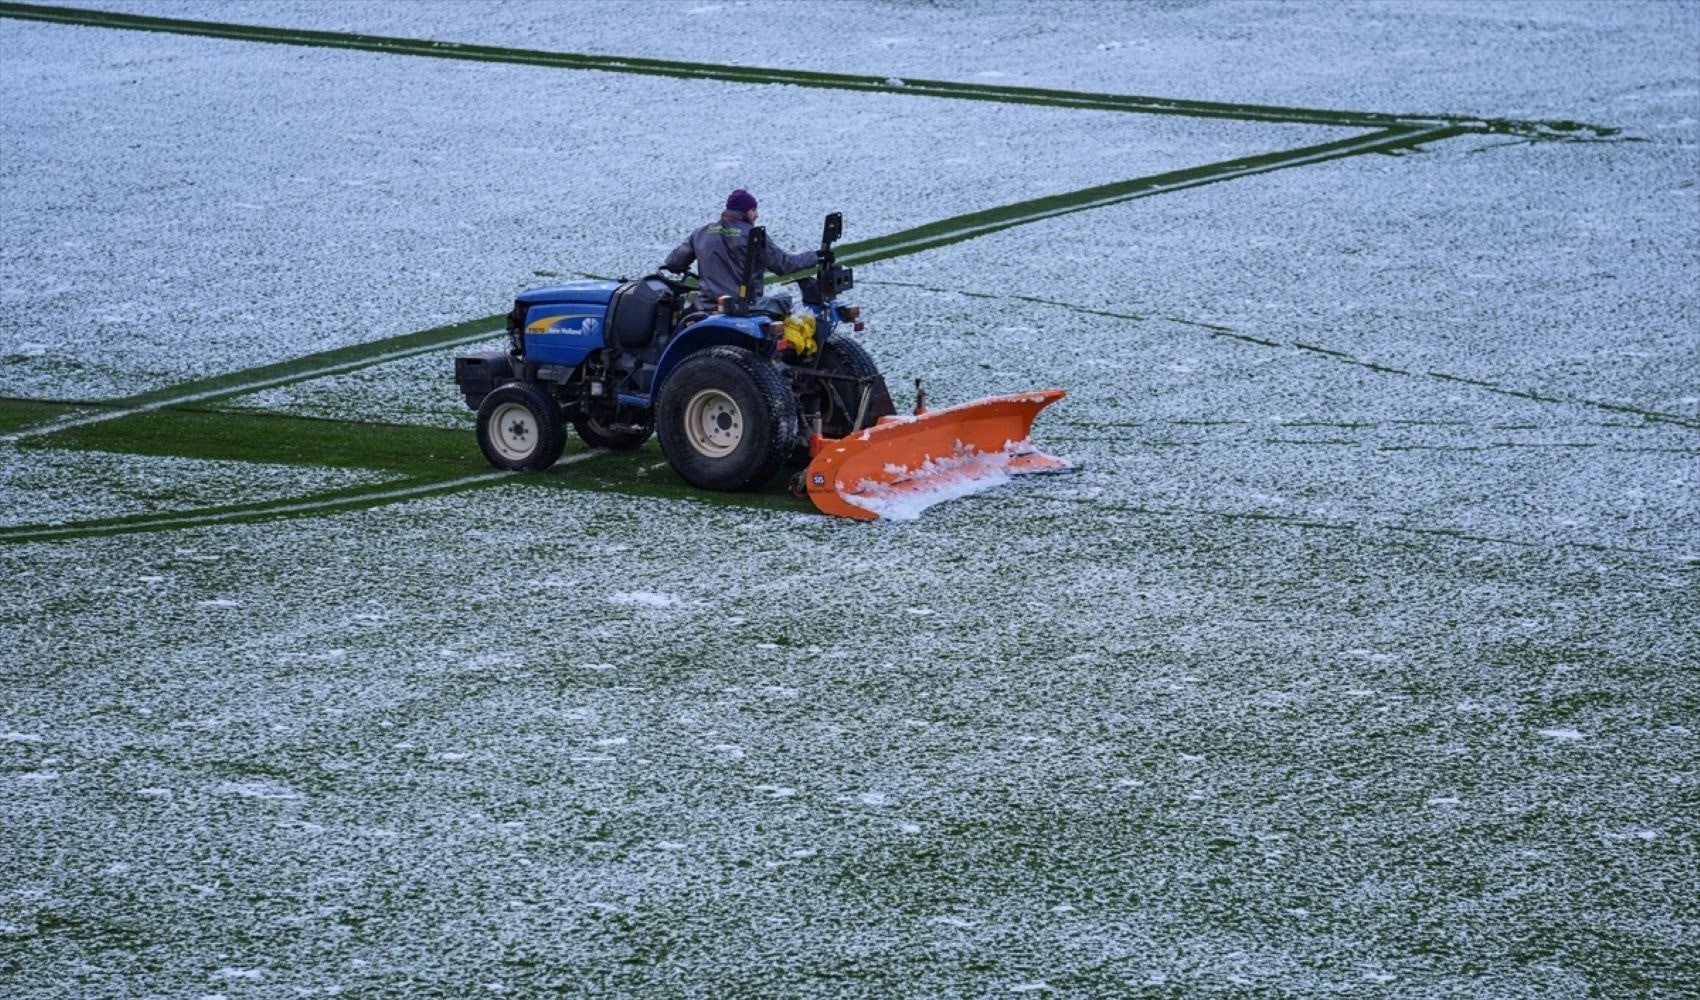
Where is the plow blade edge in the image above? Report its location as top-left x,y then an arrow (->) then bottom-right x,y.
802,388 -> 1074,521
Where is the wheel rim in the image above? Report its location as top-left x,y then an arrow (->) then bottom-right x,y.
683,388 -> 743,458
488,401 -> 540,462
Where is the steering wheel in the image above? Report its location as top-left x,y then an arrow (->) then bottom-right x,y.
653,271 -> 697,295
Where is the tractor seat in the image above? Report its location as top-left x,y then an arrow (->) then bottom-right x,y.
606,276 -> 674,350
753,293 -> 793,320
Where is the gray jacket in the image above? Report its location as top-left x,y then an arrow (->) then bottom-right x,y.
663,213 -> 818,301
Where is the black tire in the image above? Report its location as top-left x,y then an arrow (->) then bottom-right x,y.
814,335 -> 895,436
475,382 -> 566,471
656,346 -> 799,492
786,335 -> 896,466
572,410 -> 653,451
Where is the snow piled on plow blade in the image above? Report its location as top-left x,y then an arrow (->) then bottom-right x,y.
838,440 -> 1076,521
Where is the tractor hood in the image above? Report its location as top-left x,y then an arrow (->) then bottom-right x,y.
515,280 -> 620,308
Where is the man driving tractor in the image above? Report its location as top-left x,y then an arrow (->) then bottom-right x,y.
662,189 -> 821,305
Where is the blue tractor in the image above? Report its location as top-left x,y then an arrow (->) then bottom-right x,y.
454,212 -> 896,493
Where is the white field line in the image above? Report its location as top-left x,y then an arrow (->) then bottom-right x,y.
2,328 -> 504,442
1,452 -> 598,541
846,127 -> 1455,263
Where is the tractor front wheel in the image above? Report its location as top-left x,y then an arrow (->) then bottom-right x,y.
475,382 -> 566,471
656,346 -> 798,491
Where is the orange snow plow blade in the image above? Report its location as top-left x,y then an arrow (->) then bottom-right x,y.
801,388 -> 1074,521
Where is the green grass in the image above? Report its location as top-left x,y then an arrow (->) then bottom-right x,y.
18,401 -> 481,475
1,399 -> 807,541
0,396 -> 77,434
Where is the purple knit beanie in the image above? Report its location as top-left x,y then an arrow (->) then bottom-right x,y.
726,188 -> 758,214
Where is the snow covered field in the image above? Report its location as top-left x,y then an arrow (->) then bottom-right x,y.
4,12 -> 1343,399
2,2 -> 1696,997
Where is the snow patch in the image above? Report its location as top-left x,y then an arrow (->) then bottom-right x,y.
1604,828 -> 1659,843
609,591 -> 680,608
216,781 -> 300,800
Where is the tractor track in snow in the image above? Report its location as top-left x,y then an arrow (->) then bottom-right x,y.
0,2 -> 1616,139
1009,495 -> 1694,566
0,461 -> 589,544
1065,433 -> 1696,457
1,318 -> 507,442
860,280 -> 1700,431
835,127 -> 1464,264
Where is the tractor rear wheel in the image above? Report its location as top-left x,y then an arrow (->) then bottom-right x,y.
787,335 -> 897,467
656,346 -> 798,491
476,382 -> 566,471
815,335 -> 895,437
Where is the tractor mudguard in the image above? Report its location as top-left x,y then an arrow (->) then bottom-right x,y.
650,316 -> 772,402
